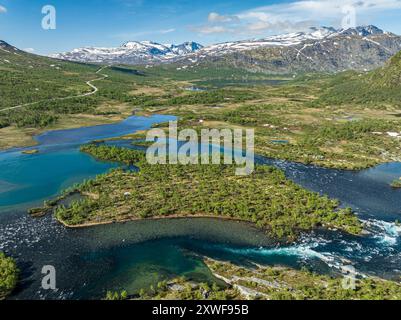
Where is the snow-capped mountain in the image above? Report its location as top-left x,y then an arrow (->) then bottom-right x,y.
196,27 -> 338,57
50,25 -> 401,73
51,27 -> 342,64
177,25 -> 401,74
338,25 -> 386,36
185,25 -> 392,59
50,41 -> 203,64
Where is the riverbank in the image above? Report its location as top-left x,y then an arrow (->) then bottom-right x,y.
57,214 -> 251,229
203,259 -> 401,300
130,257 -> 401,300
0,109 -> 140,151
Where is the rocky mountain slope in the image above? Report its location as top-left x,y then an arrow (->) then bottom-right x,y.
177,25 -> 401,74
50,41 -> 203,64
0,40 -> 24,58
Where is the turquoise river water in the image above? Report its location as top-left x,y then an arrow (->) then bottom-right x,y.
0,115 -> 400,299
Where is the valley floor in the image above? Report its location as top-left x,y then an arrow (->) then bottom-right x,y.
2,59 -> 401,169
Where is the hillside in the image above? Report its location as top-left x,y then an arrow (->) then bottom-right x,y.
368,50 -> 401,88
0,40 -> 101,110
0,41 -> 131,149
0,40 -> 270,150
0,40 -> 115,149
317,50 -> 401,106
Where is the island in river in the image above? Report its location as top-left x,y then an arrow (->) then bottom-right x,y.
391,179 -> 401,188
52,144 -> 362,240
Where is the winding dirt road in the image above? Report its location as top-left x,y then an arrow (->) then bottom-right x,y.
0,66 -> 109,113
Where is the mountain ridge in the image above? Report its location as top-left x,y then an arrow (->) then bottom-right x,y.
0,40 -> 23,54
177,25 -> 401,74
49,25 -> 401,74
4,25 -> 401,75
50,40 -> 203,65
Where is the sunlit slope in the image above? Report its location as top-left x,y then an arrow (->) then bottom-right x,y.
0,41 -> 108,130
0,40 -> 99,110
368,50 -> 401,89
317,50 -> 401,106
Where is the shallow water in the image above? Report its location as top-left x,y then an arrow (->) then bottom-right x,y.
0,149 -> 117,208
0,114 -> 400,299
0,115 -> 175,210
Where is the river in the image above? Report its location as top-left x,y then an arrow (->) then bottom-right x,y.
0,115 -> 400,299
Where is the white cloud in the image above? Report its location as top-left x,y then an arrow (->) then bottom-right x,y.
247,21 -> 271,32
192,0 -> 401,36
23,48 -> 35,53
0,5 -> 7,13
192,25 -> 230,34
191,12 -> 241,34
239,0 -> 401,31
160,28 -> 176,34
208,12 -> 239,23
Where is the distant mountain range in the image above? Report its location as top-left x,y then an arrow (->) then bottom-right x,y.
178,25 -> 401,74
3,25 -> 401,75
50,41 -> 204,65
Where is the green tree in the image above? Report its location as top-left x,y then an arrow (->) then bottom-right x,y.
0,252 -> 19,300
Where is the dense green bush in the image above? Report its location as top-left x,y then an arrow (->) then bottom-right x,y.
0,252 -> 18,299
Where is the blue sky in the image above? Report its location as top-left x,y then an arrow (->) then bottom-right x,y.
1,0 -> 401,54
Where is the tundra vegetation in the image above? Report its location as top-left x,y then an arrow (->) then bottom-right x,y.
135,277 -> 239,300
390,179 -> 401,188
202,259 -> 401,300
112,259 -> 401,300
54,144 -> 362,239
